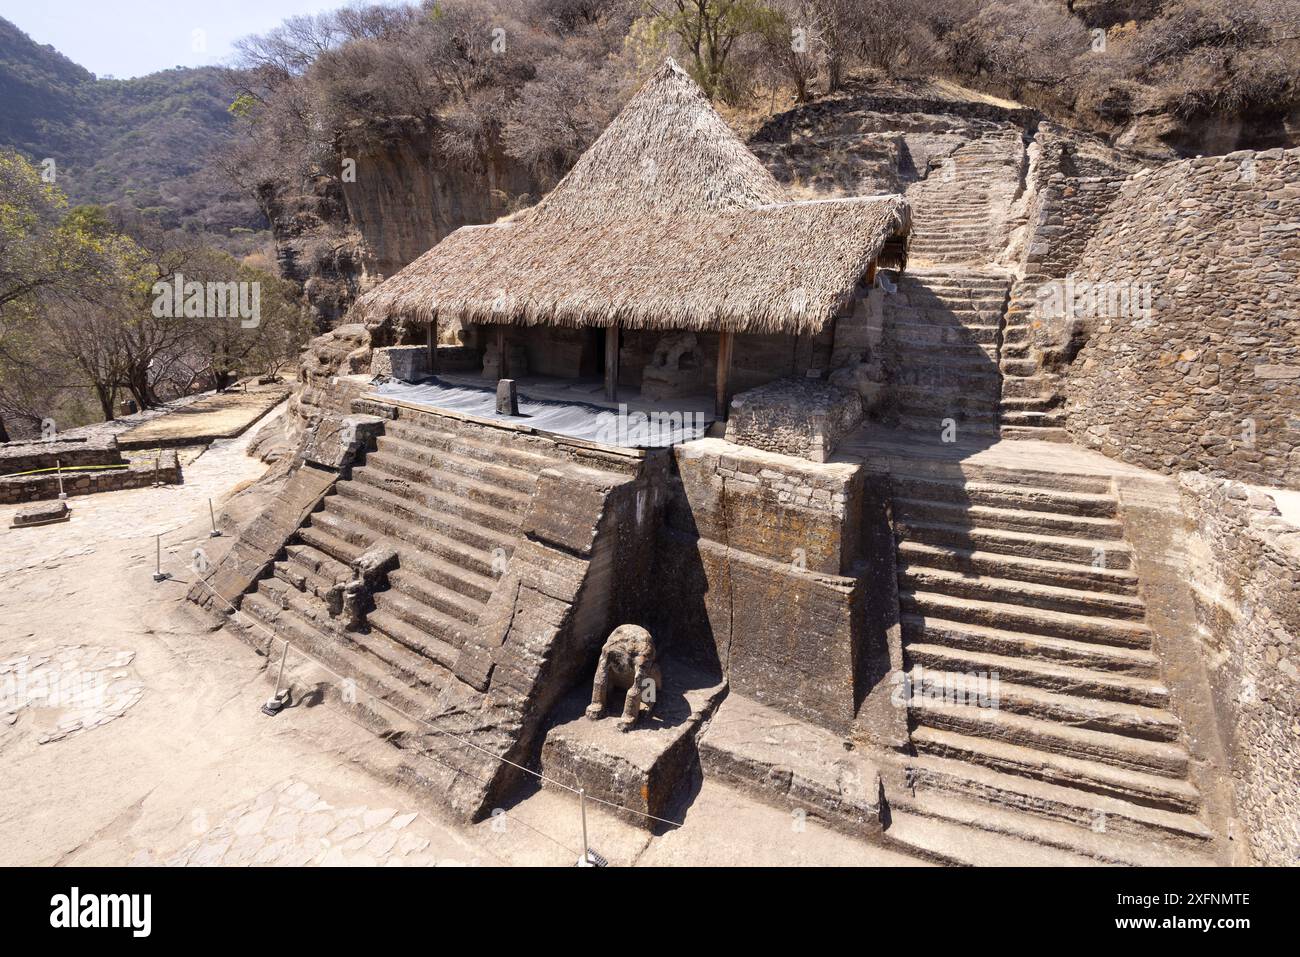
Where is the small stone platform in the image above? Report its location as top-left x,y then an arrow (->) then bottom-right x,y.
726,377 -> 864,463
697,693 -> 882,838
10,500 -> 70,528
540,660 -> 727,830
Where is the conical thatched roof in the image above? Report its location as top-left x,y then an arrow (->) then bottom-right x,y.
530,59 -> 787,224
353,59 -> 910,337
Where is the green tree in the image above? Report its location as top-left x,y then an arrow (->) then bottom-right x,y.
645,0 -> 780,100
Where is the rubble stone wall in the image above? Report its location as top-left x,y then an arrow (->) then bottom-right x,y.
1179,473 -> 1300,864
0,452 -> 181,505
1060,148 -> 1300,487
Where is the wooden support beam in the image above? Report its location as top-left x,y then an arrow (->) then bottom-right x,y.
604,324 -> 620,402
426,319 -> 438,375
715,329 -> 734,419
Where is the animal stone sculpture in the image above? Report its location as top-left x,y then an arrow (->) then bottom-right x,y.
585,624 -> 662,731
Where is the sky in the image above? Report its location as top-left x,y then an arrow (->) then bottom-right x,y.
0,0 -> 416,79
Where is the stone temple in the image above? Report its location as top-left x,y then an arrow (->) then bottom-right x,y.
188,59 -> 1299,865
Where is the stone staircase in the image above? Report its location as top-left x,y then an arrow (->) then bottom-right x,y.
881,267 -> 1012,439
997,275 -> 1071,442
905,130 -> 1025,264
232,408 -> 575,808
883,461 -> 1220,864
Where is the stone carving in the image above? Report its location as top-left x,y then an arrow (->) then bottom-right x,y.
641,332 -> 700,400
326,541 -> 399,631
585,625 -> 662,731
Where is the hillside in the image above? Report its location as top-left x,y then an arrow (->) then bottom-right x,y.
0,16 -> 265,244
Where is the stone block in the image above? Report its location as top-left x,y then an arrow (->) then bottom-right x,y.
301,413 -> 385,470
540,659 -> 726,829
726,377 -> 863,463
698,692 -> 882,838
369,345 -> 428,382
11,499 -> 70,527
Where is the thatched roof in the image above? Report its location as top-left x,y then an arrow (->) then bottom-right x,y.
354,59 -> 910,337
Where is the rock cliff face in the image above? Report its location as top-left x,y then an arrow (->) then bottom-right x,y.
266,118 -> 543,328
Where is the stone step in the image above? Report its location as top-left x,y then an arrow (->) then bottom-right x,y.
1000,409 -> 1067,428
295,522 -> 363,566
892,768 -> 1215,859
350,460 -> 525,537
309,500 -> 499,581
1000,395 -> 1059,412
888,460 -> 1111,495
361,447 -> 534,513
893,498 -> 1126,540
882,806 -> 1103,866
897,519 -> 1133,568
373,434 -> 539,496
894,418 -> 999,441
892,385 -> 1001,414
271,559 -> 336,604
285,542 -> 351,586
891,365 -> 1002,391
887,321 -> 1000,345
910,726 -> 1202,813
1000,376 -> 1056,399
899,565 -> 1146,620
892,341 -> 999,362
367,602 -> 462,672
333,481 -> 514,555
902,590 -> 1152,649
897,541 -> 1139,594
911,699 -> 1188,776
891,475 -> 1118,518
905,638 -> 1166,705
382,416 -> 558,473
909,670 -> 1183,742
386,568 -> 483,625
1001,425 -> 1072,443
883,305 -> 1005,326
241,584 -> 452,707
1001,357 -> 1040,377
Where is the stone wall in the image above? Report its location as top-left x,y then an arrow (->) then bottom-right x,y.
1059,148 -> 1300,487
1179,472 -> 1300,865
0,452 -> 181,504
654,439 -> 902,740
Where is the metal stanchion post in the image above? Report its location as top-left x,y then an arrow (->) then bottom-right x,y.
152,534 -> 169,582
262,640 -> 291,715
209,498 -> 222,537
56,459 -> 67,500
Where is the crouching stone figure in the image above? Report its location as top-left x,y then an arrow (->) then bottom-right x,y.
326,540 -> 399,631
585,625 -> 662,732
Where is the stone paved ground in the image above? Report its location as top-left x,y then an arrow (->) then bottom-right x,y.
0,401 -> 922,867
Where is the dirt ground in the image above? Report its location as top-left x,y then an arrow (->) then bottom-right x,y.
0,403 -> 922,867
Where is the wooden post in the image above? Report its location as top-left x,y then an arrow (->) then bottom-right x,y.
604,324 -> 620,402
495,326 -> 506,380
715,330 -> 734,419
426,319 -> 438,375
